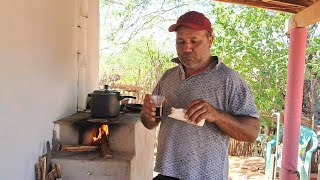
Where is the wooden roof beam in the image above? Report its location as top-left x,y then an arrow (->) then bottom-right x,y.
262,0 -> 311,8
215,0 -> 303,13
286,0 -> 320,32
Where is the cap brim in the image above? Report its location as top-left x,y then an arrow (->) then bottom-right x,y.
168,22 -> 207,32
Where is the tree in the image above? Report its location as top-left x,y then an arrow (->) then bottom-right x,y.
210,3 -> 320,131
99,1 -> 320,125
99,0 -> 212,91
99,37 -> 175,93
303,23 -> 320,130
210,3 -> 290,115
99,0 -> 197,54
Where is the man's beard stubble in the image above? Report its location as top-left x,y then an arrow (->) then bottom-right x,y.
180,53 -> 198,69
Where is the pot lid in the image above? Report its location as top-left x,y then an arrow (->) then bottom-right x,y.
92,85 -> 120,94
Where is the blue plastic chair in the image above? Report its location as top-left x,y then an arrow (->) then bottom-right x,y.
264,128 -> 283,179
255,133 -> 267,158
264,126 -> 318,180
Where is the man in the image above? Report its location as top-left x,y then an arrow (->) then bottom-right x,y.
140,11 -> 260,180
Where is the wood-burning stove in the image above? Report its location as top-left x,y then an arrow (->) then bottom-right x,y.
51,112 -> 154,180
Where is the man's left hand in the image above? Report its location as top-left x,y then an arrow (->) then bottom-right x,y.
185,99 -> 259,143
185,99 -> 221,124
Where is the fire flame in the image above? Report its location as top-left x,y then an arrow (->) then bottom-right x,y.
93,124 -> 109,142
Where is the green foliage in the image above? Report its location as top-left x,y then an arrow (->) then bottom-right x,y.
210,3 -> 290,113
99,0 -> 192,54
100,1 -> 320,128
100,38 -> 175,92
305,32 -> 320,80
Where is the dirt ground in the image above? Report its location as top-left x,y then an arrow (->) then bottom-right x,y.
229,156 -> 265,180
153,156 -> 265,179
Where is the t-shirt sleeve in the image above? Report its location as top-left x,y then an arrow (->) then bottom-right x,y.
226,73 -> 259,119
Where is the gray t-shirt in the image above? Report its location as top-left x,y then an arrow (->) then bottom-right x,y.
153,56 -> 259,180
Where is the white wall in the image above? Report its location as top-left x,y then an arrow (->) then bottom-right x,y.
0,0 -> 99,179
87,0 -> 100,93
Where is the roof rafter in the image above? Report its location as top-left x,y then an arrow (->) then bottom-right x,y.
214,0 -> 315,13
262,0 -> 311,8
286,0 -> 320,31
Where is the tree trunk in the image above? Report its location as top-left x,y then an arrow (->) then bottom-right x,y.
303,80 -> 318,129
303,79 -> 319,173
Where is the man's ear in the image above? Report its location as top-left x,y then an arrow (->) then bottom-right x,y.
210,35 -> 214,44
208,35 -> 214,48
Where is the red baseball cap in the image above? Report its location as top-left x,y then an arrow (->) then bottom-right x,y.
168,11 -> 212,34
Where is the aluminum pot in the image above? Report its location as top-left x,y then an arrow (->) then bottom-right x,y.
88,85 -> 136,118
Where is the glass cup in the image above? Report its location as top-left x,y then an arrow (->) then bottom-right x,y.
151,95 -> 165,118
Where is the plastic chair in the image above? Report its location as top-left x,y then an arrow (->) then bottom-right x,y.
264,126 -> 318,180
264,128 -> 283,179
255,133 -> 267,158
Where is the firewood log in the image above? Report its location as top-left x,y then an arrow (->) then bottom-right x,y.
54,163 -> 62,177
34,162 -> 41,180
100,133 -> 112,157
39,156 -> 47,180
46,169 -> 56,180
46,141 -> 52,174
59,145 -> 99,152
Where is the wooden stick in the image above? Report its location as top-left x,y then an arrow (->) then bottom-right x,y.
34,162 -> 41,180
46,169 -> 56,180
59,145 -> 99,152
100,134 -> 112,158
46,141 -> 52,174
54,163 -> 62,178
39,156 -> 47,180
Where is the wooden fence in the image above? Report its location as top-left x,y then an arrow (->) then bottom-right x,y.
228,139 -> 260,157
109,83 -> 146,103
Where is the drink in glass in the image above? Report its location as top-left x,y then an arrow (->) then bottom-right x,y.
151,95 -> 165,118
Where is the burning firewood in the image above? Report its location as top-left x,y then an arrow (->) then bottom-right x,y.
92,124 -> 112,158
100,133 -> 112,158
58,124 -> 112,157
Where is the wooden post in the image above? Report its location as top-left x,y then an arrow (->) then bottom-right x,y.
280,27 -> 307,180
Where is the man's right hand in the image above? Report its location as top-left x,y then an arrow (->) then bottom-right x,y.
140,94 -> 160,129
